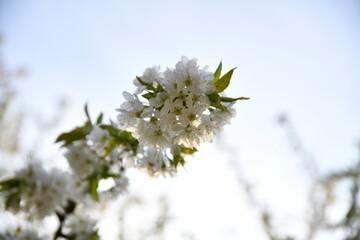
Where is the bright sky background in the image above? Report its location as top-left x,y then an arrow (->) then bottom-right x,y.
0,0 -> 359,239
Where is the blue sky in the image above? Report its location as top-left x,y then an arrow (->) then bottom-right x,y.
1,0 -> 359,239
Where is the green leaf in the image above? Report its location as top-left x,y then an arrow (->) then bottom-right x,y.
180,147 -> 198,155
142,92 -> 156,100
100,124 -> 127,140
96,113 -> 103,124
220,96 -> 250,102
84,103 -> 93,126
0,178 -> 25,192
213,67 -> 236,93
213,61 -> 222,83
100,125 -> 139,152
55,125 -> 92,146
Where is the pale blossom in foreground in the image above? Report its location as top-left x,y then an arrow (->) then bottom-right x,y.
2,162 -> 70,220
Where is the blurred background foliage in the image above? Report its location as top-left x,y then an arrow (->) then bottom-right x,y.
0,35 -> 24,156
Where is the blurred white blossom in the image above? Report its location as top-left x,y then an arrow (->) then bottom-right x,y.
1,162 -> 70,220
64,141 -> 101,179
87,125 -> 111,156
63,214 -> 99,240
0,228 -> 46,240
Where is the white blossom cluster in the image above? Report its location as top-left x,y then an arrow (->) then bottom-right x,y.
64,125 -> 129,198
1,162 -> 69,220
117,57 -> 236,176
118,57 -> 235,148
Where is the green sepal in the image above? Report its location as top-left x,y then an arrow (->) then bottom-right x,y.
172,154 -> 186,168
156,83 -> 164,92
213,61 -> 222,83
207,92 -> 226,110
180,147 -> 198,155
142,92 -> 156,100
55,125 -> 92,147
220,96 -> 250,102
207,93 -> 220,103
161,161 -> 167,169
212,67 -> 236,93
136,76 -> 155,91
100,125 -> 138,153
